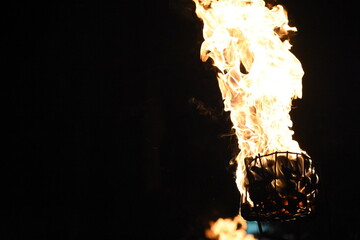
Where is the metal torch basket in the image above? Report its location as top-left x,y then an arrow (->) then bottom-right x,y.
240,151 -> 318,221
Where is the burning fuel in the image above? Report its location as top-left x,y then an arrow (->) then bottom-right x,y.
193,0 -> 318,228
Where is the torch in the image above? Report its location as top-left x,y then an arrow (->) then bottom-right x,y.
193,0 -> 318,228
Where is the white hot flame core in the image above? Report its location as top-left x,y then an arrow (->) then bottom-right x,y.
193,0 -> 305,204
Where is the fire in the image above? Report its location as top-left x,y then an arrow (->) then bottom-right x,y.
193,0 -> 307,206
205,215 -> 257,240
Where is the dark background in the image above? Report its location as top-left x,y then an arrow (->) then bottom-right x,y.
5,0 -> 360,239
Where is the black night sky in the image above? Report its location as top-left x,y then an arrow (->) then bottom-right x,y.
5,0 -> 360,239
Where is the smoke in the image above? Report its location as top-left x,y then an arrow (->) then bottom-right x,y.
189,97 -> 220,122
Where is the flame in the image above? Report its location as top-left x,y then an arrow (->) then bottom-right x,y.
193,0 -> 306,205
205,215 -> 257,240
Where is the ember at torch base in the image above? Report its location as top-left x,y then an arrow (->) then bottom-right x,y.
241,197 -> 314,221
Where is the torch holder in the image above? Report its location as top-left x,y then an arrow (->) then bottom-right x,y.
240,152 -> 318,221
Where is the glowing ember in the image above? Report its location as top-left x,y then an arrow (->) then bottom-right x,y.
205,215 -> 258,240
193,0 -> 311,207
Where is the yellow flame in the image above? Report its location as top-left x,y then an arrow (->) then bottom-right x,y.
205,215 -> 257,240
193,0 -> 305,204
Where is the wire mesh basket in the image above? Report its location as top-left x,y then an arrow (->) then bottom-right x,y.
240,151 -> 318,221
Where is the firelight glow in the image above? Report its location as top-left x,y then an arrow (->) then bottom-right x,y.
193,0 -> 306,206
205,215 -> 257,240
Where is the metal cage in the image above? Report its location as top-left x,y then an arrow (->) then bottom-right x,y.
240,151 -> 318,221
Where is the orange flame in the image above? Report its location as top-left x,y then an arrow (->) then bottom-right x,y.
205,215 -> 257,240
193,0 -> 306,205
